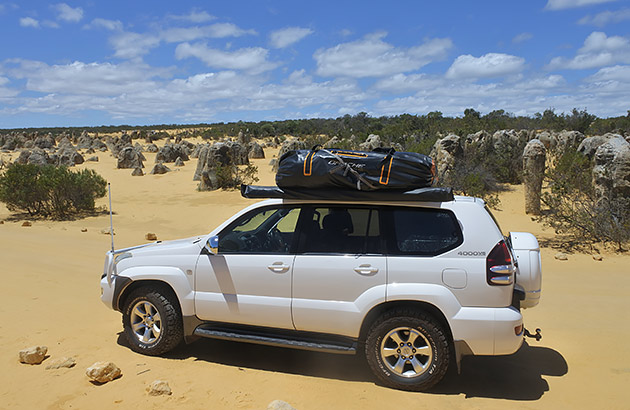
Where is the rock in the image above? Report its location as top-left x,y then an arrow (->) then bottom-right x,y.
555,252 -> 568,261
146,380 -> 172,396
592,136 -> 630,204
174,157 -> 185,167
430,134 -> 462,184
194,142 -> 249,181
19,346 -> 48,364
101,227 -> 114,235
150,162 -> 170,175
555,130 -> 585,154
267,400 -> 297,410
359,134 -> 384,151
198,169 -> 219,191
45,357 -> 76,370
248,141 -> 265,159
578,134 -> 618,159
86,361 -> 122,383
81,228 -> 87,232
131,167 -> 144,176
22,221 -> 32,227
237,130 -> 251,145
117,146 -> 144,169
592,254 -> 603,261
272,139 -> 307,172
56,145 -> 84,167
86,156 -> 99,162
156,143 -> 189,163
523,139 -> 547,215
323,136 -> 341,148
145,233 -> 158,241
145,143 -> 159,153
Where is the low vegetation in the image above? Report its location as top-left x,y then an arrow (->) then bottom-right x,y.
0,163 -> 107,219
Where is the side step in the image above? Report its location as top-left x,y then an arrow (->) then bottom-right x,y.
193,327 -> 357,355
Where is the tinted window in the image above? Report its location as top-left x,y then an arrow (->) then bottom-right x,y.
301,207 -> 381,254
219,206 -> 300,254
390,208 -> 462,255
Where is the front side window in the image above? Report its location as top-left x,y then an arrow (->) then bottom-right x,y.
300,207 -> 381,254
389,207 -> 462,256
219,206 -> 300,254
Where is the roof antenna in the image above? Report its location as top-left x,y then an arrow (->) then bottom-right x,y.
108,183 -> 115,253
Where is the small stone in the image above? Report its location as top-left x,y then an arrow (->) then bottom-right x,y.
86,156 -> 99,162
268,400 -> 297,410
46,357 -> 76,370
146,380 -> 172,396
81,228 -> 88,232
145,232 -> 158,241
150,162 -> 170,175
19,346 -> 48,364
554,252 -> 568,261
22,221 -> 32,227
131,167 -> 144,176
0,220 -> 4,224
86,361 -> 122,383
592,254 -> 603,261
101,227 -> 114,235
174,157 -> 185,167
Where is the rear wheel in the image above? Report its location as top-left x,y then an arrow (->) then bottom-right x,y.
365,309 -> 450,391
122,287 -> 183,356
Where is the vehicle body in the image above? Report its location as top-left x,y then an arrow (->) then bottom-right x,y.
100,195 -> 542,391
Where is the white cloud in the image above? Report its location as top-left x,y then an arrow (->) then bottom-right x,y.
175,42 -> 278,73
579,8 -> 630,26
314,32 -> 452,78
446,53 -> 525,79
168,10 -> 215,23
20,17 -> 40,28
547,31 -> 630,69
512,32 -> 533,44
269,27 -> 313,48
545,0 -> 617,10
10,60 -> 172,96
374,73 -> 433,93
53,3 -> 83,22
161,23 -> 256,43
110,32 -> 161,59
587,64 -> 630,81
85,18 -> 123,31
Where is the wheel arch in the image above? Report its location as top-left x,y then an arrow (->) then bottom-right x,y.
117,279 -> 182,315
359,300 -> 453,344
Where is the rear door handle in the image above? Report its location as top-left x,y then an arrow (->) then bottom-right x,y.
268,262 -> 290,273
354,264 -> 378,275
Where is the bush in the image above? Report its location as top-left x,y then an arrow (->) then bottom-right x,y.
0,163 -> 107,219
215,164 -> 259,189
538,149 -> 630,250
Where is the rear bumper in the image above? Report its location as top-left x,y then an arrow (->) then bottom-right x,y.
450,306 -> 523,355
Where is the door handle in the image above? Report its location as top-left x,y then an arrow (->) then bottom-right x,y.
354,264 -> 378,275
268,262 -> 290,273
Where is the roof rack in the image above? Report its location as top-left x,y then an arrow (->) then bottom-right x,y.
240,185 -> 454,202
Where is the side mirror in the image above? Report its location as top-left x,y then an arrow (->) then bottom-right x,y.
205,235 -> 219,255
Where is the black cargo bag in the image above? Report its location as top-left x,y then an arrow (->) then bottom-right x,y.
275,147 -> 436,191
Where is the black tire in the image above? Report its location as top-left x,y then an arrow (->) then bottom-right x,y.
122,287 -> 183,356
365,309 -> 450,391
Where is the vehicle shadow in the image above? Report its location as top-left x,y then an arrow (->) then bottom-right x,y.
117,335 -> 567,400
435,342 -> 568,400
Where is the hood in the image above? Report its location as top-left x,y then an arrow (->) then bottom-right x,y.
125,235 -> 205,258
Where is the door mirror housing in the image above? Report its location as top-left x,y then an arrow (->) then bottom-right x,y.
205,235 -> 219,254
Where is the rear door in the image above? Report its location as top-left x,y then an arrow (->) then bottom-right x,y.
291,205 -> 386,337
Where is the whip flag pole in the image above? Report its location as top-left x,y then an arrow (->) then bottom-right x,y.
108,183 -> 115,253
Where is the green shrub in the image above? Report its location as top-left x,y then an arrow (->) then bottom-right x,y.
0,163 -> 107,219
214,164 -> 259,189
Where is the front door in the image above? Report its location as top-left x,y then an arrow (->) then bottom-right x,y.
194,205 -> 301,330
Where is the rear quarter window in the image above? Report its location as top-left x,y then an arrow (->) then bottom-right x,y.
388,207 -> 463,256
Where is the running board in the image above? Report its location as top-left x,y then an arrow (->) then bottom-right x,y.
193,327 -> 357,355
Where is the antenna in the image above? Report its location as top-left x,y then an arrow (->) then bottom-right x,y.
108,183 -> 115,253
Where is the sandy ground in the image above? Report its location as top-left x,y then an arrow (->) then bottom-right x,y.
1,143 -> 629,410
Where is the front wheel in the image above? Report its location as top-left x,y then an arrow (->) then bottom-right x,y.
122,287 -> 183,356
365,310 -> 450,391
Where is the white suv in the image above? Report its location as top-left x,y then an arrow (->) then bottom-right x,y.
100,195 -> 541,391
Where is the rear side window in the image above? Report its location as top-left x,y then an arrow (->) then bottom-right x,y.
389,207 -> 462,256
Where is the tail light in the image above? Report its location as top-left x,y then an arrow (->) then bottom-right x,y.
486,240 -> 515,286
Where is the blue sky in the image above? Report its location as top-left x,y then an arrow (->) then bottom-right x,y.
1,0 -> 630,128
